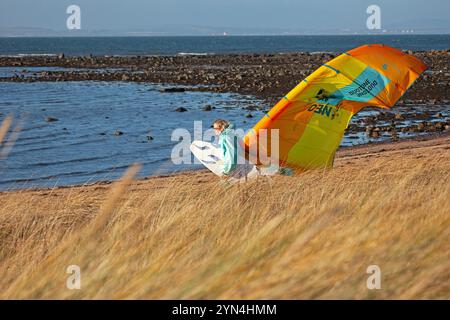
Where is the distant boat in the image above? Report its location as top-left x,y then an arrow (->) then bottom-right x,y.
223,32 -> 228,36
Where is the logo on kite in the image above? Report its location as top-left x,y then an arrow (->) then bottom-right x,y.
315,88 -> 330,101
307,103 -> 338,119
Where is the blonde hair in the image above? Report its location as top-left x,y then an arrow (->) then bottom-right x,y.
213,119 -> 229,130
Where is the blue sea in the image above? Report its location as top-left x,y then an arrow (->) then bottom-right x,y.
0,35 -> 449,56
0,35 -> 449,190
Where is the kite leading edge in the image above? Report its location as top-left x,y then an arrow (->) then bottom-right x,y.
243,44 -> 427,171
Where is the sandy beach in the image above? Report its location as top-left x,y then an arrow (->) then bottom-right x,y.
2,131 -> 448,197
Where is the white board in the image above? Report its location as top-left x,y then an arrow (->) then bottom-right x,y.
190,140 -> 224,176
190,140 -> 272,180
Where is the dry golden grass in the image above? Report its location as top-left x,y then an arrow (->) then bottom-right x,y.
0,135 -> 449,299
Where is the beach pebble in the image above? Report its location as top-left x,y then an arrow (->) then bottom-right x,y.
390,129 -> 398,140
417,122 -> 426,131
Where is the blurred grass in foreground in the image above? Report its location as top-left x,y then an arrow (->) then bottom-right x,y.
0,134 -> 448,299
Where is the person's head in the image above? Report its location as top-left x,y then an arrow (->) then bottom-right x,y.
213,119 -> 229,135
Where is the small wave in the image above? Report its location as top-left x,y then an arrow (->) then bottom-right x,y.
309,51 -> 335,55
9,138 -> 102,155
0,53 -> 58,58
177,52 -> 211,56
14,155 -> 109,169
15,131 -> 65,144
19,124 -> 49,132
0,158 -> 169,186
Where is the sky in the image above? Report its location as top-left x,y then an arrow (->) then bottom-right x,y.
1,0 -> 449,35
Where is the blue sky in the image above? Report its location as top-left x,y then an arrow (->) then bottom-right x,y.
1,0 -> 449,34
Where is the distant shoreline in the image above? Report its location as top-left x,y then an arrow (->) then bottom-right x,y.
0,34 -> 449,57
1,49 -> 448,103
1,33 -> 450,38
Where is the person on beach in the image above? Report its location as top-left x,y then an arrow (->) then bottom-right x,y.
213,119 -> 259,181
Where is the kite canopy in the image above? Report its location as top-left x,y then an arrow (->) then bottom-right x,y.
244,44 -> 427,170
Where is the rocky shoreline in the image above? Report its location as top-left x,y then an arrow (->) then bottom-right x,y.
1,50 -> 449,137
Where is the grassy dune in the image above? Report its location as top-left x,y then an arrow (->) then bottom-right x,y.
0,134 -> 449,299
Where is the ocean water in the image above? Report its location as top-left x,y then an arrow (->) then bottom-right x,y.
0,78 -> 264,190
0,35 -> 449,56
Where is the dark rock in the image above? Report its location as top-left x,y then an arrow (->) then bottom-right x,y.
243,105 -> 258,111
147,135 -> 154,141
203,105 -> 213,111
45,116 -> 58,122
114,130 -> 124,136
175,107 -> 188,112
434,122 -> 444,131
160,87 -> 186,93
245,114 -> 253,118
371,131 -> 380,138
